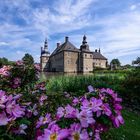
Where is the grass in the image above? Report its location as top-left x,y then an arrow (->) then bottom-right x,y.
46,74 -> 124,93
106,110 -> 140,140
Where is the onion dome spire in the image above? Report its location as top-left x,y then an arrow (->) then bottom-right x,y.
82,35 -> 87,44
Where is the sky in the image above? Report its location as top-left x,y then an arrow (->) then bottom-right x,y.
0,0 -> 140,65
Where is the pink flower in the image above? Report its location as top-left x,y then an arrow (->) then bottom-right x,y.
0,112 -> 9,126
6,100 -> 25,119
81,97 -> 102,113
12,77 -> 21,88
78,110 -> 95,128
88,85 -> 94,93
72,97 -> 79,106
0,90 -> 7,109
36,82 -> 46,91
13,94 -> 22,100
64,92 -> 70,98
100,88 -> 122,103
16,60 -> 24,65
39,94 -> 48,106
57,105 -> 79,119
94,129 -> 101,140
37,124 -> 69,140
112,115 -> 124,128
69,123 -> 89,140
0,66 -> 10,76
65,105 -> 79,119
100,103 -> 112,117
56,107 -> 65,119
36,113 -> 51,128
13,124 -> 28,135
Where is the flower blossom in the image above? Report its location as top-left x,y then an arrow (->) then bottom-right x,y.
13,124 -> 28,135
69,123 -> 89,140
65,105 -> 79,119
112,115 -> 124,128
37,124 -> 69,140
0,90 -> 7,109
0,66 -> 10,76
0,112 -> 9,126
88,85 -> 94,93
12,77 -> 21,88
78,110 -> 95,128
6,100 -> 25,119
39,94 -> 48,106
72,97 -> 79,106
36,113 -> 51,128
81,97 -> 102,113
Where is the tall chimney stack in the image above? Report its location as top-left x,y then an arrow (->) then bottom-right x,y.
57,42 -> 60,48
65,36 -> 69,42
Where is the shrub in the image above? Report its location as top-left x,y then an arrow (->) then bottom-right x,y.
121,67 -> 140,110
0,63 -> 124,140
37,87 -> 124,140
0,61 -> 40,93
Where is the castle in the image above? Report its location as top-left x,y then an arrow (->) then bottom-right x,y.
40,35 -> 107,72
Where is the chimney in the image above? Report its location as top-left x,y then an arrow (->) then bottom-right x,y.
65,36 -> 69,42
95,49 -> 97,52
57,42 -> 60,48
99,48 -> 101,53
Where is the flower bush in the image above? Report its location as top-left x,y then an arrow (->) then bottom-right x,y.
37,87 -> 124,140
0,62 -> 124,140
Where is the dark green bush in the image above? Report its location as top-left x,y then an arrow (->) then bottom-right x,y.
121,67 -> 140,110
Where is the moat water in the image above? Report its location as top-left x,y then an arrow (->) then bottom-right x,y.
40,72 -> 94,80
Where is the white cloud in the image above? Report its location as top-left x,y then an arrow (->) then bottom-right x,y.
0,0 -> 140,64
0,42 -> 9,46
33,0 -> 95,36
130,5 -> 137,10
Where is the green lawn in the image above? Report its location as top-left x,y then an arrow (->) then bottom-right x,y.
105,110 -> 140,140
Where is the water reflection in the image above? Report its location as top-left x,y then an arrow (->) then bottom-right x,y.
40,72 -> 94,80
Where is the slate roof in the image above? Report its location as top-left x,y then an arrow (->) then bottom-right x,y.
51,41 -> 80,56
93,52 -> 107,60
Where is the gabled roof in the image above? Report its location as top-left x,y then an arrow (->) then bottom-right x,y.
51,41 -> 80,56
93,52 -> 107,60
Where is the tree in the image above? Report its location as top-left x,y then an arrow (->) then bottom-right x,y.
0,57 -> 8,67
132,57 -> 140,66
110,59 -> 121,70
22,53 -> 34,66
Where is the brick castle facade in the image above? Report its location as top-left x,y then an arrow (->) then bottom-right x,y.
40,35 -> 107,72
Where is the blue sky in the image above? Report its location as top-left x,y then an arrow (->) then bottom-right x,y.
0,0 -> 140,65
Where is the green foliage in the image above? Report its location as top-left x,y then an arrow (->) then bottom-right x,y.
22,53 -> 34,66
110,58 -> 121,69
0,62 -> 39,93
46,71 -> 140,111
102,110 -> 140,140
46,75 -> 123,94
121,67 -> 140,110
45,92 -> 72,114
0,57 -> 15,67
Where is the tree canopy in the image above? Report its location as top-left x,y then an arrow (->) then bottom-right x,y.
22,53 -> 34,66
110,59 -> 121,70
0,57 -> 15,67
110,59 -> 121,66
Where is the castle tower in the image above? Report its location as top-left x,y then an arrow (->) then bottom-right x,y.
40,38 -> 50,71
80,35 -> 89,51
80,35 -> 93,72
